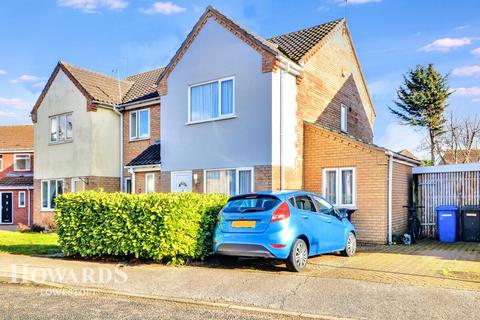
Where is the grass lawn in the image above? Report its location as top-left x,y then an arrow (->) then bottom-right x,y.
0,230 -> 60,255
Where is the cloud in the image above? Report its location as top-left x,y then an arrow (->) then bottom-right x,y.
376,123 -> 427,159
0,111 -> 16,117
140,2 -> 186,15
454,25 -> 469,31
0,97 -> 31,110
452,87 -> 480,97
452,65 -> 480,77
0,69 -> 6,75
335,0 -> 382,5
472,47 -> 480,57
57,0 -> 128,12
419,37 -> 477,52
10,74 -> 46,84
317,5 -> 329,11
473,98 -> 480,103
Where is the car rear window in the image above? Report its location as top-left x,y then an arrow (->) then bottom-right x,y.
224,195 -> 281,213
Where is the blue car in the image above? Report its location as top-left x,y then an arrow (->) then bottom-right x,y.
213,191 -> 357,272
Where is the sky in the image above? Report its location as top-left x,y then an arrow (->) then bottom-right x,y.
0,0 -> 479,159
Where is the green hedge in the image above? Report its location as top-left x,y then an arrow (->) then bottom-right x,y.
55,191 -> 228,264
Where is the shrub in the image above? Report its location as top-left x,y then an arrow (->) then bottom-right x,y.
31,224 -> 46,233
55,191 -> 228,264
16,223 -> 31,233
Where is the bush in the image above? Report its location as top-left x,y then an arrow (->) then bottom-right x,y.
55,191 -> 228,264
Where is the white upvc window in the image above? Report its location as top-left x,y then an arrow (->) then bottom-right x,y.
124,177 -> 132,193
71,178 -> 85,193
18,191 -> 26,208
50,113 -> 73,144
41,179 -> 64,211
0,155 -> 3,172
322,167 -> 356,208
188,77 -> 234,123
14,154 -> 31,171
130,109 -> 150,140
341,104 -> 348,133
145,173 -> 155,193
204,167 -> 253,196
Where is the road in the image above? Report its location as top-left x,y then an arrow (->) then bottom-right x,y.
0,283 -> 307,320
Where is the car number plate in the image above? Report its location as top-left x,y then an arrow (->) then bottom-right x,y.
232,220 -> 256,228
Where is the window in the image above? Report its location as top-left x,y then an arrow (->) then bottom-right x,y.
205,167 -> 252,195
124,177 -> 132,193
223,195 -> 280,213
130,109 -> 150,140
145,173 -> 155,193
41,180 -> 63,210
340,104 -> 348,133
322,168 -> 356,207
50,113 -> 73,144
294,195 -> 317,212
0,155 -> 2,172
18,191 -> 26,208
14,154 -> 31,171
312,195 -> 334,215
189,77 -> 234,122
71,178 -> 84,192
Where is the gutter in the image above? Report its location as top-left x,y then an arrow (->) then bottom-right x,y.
121,97 -> 160,110
387,150 -> 393,245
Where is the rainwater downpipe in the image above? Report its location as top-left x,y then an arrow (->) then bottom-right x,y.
279,68 -> 285,191
387,150 -> 393,245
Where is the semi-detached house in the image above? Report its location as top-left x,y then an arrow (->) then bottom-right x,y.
31,6 -> 419,244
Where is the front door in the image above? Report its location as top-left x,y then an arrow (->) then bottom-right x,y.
1,193 -> 13,224
171,171 -> 193,192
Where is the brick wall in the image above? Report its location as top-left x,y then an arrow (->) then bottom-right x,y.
122,103 -> 160,181
132,171 -> 161,194
391,161 -> 414,236
303,123 -> 389,244
0,152 -> 34,178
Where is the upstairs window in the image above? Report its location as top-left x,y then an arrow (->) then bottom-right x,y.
14,154 -> 31,171
323,167 -> 356,207
189,77 -> 234,123
341,104 -> 348,133
50,113 -> 73,144
130,109 -> 150,140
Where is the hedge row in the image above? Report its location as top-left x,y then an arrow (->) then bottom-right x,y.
55,191 -> 228,264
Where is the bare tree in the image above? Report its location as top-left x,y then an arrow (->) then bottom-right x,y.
459,116 -> 480,163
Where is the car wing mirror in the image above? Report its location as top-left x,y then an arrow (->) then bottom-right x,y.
336,208 -> 348,219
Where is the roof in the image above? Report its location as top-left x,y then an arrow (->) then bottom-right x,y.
0,176 -> 33,187
0,125 -> 34,151
440,149 -> 480,165
268,19 -> 343,62
123,68 -> 164,104
61,62 -> 134,104
398,149 -> 418,161
126,143 -> 161,167
413,163 -> 480,174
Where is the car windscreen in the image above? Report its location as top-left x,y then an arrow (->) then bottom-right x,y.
223,195 -> 281,213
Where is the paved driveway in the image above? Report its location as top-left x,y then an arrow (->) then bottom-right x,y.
209,240 -> 480,291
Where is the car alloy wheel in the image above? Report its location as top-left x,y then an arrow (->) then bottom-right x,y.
342,232 -> 356,257
286,238 -> 308,272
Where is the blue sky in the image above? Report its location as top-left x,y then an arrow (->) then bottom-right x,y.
0,0 -> 479,158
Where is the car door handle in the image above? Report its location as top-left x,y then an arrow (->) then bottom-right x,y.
302,215 -> 309,219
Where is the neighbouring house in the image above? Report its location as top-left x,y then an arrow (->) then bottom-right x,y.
31,6 -> 420,244
438,149 -> 480,165
155,6 -> 420,243
0,125 -> 34,228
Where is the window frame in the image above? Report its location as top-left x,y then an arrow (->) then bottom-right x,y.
322,167 -> 356,208
340,104 -> 348,133
145,173 -> 155,193
187,76 -> 235,124
18,191 -> 26,208
124,177 -> 132,193
129,108 -> 150,140
203,167 -> 253,196
14,154 -> 31,172
0,155 -> 3,172
41,179 -> 64,211
49,112 -> 73,144
71,178 -> 85,193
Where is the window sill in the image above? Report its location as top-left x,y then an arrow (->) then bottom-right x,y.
186,115 -> 237,126
41,208 -> 55,212
129,137 -> 150,142
49,140 -> 73,146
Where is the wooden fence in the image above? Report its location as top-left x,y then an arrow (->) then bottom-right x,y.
413,164 -> 480,238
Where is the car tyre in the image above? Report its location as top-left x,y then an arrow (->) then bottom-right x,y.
217,255 -> 238,265
286,238 -> 308,272
341,232 -> 357,257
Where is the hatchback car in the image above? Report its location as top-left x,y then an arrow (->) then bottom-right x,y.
213,191 -> 357,272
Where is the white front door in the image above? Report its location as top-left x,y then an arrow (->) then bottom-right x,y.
171,171 -> 193,192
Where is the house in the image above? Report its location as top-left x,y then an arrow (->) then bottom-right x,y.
0,125 -> 34,228
156,6 -> 420,243
438,149 -> 480,165
31,6 -> 420,244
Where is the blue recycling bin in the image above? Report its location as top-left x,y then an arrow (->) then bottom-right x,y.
437,205 -> 458,242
